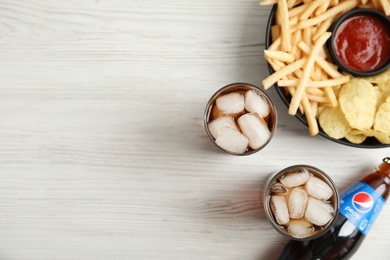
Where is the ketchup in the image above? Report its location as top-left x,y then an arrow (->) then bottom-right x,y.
333,14 -> 390,73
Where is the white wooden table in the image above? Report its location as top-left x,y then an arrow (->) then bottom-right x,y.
0,0 -> 389,259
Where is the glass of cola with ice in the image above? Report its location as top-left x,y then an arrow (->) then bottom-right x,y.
204,83 -> 277,155
264,165 -> 340,240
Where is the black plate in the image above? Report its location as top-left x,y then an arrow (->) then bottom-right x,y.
265,5 -> 390,148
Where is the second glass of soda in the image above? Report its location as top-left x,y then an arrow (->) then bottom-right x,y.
264,165 -> 340,240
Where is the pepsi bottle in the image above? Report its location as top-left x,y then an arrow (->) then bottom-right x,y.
277,157 -> 390,260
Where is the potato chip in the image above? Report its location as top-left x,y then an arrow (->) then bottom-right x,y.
350,129 -> 390,144
372,131 -> 390,144
318,106 -> 351,139
339,78 -> 377,130
316,105 -> 327,118
374,102 -> 390,134
373,86 -> 387,107
364,68 -> 390,93
345,133 -> 367,144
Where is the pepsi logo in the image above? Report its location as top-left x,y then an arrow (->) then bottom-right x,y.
352,192 -> 373,213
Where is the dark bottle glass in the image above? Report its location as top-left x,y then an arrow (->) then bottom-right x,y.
277,157 -> 390,260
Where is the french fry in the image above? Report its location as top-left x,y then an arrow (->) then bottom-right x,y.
302,27 -> 312,46
259,0 -> 278,6
289,32 -> 332,115
289,3 -> 310,17
289,16 -> 299,26
264,50 -> 296,63
286,86 -> 305,113
293,68 -> 303,79
287,0 -> 297,8
298,0 -> 358,29
319,46 -> 327,59
315,64 -> 323,80
378,0 -> 390,15
321,70 -> 338,107
307,94 -> 329,103
311,101 -> 318,120
287,0 -> 304,8
324,87 -> 338,107
266,57 -> 284,71
273,59 -> 288,69
263,58 -> 307,89
302,93 -> 319,136
276,5 -> 282,26
268,37 -> 281,51
316,1 -> 330,15
279,0 -> 292,52
300,0 -> 329,20
321,71 -> 338,107
290,29 -> 303,59
313,17 -> 333,40
277,75 -> 350,87
306,87 -> 324,96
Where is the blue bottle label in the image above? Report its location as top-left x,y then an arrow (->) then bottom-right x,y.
339,180 -> 385,236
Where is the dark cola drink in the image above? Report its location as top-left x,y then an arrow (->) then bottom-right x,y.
277,157 -> 390,260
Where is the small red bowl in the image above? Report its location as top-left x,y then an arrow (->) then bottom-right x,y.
327,8 -> 390,77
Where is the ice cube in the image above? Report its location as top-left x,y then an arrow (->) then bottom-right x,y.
215,92 -> 245,115
305,197 -> 335,226
270,182 -> 289,195
244,90 -> 270,118
270,195 -> 290,225
215,127 -> 249,154
211,103 -> 223,119
237,113 -> 271,149
207,116 -> 238,139
289,187 -> 309,219
287,219 -> 314,238
305,176 -> 333,201
279,168 -> 310,187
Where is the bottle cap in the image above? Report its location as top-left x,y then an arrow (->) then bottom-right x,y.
379,157 -> 390,177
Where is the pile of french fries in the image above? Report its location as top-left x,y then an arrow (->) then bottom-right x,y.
260,0 -> 390,136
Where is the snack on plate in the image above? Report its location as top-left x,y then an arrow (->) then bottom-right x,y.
320,72 -> 390,144
338,78 -> 377,131
260,0 -> 390,144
